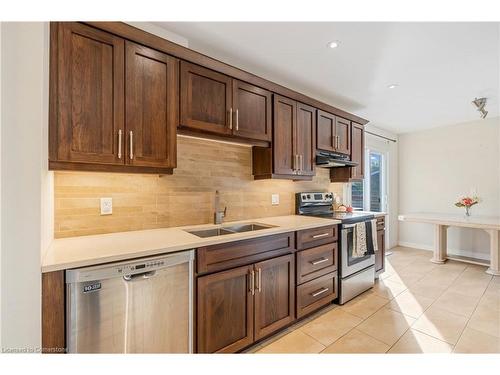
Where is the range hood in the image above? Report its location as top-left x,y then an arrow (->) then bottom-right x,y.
316,150 -> 358,168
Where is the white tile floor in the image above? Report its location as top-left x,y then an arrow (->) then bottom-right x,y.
249,247 -> 500,353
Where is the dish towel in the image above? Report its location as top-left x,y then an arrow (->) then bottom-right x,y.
352,222 -> 367,258
371,219 -> 379,252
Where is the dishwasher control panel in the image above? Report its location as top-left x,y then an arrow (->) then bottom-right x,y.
65,251 -> 194,284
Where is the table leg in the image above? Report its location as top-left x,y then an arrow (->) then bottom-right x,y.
485,229 -> 500,276
431,224 -> 448,264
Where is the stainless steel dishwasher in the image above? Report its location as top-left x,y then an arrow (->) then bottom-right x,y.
66,250 -> 194,353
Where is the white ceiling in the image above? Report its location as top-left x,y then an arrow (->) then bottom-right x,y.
156,22 -> 499,134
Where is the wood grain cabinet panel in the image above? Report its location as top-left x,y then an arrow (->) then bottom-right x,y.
317,110 -> 336,152
335,117 -> 351,155
296,242 -> 337,284
125,42 -> 178,168
350,122 -> 364,179
254,254 -> 295,340
197,265 -> 254,353
51,22 -> 125,165
296,272 -> 338,318
232,80 -> 272,141
180,61 -> 232,136
273,95 -> 297,176
375,218 -> 386,277
295,102 -> 316,176
42,271 -> 66,353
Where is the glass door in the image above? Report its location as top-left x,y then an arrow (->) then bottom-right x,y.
349,149 -> 387,213
368,151 -> 384,212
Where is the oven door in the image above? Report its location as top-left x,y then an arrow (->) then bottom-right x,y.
341,223 -> 375,278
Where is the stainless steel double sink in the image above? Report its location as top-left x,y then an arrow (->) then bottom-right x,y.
186,222 -> 275,238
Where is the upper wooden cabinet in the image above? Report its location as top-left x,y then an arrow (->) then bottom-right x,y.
296,102 -> 316,176
50,22 -> 125,167
350,122 -> 365,180
180,62 -> 233,136
180,62 -> 272,142
253,95 -> 315,180
232,80 -> 272,141
330,121 -> 365,182
316,110 -> 351,155
49,22 -> 178,174
125,42 -> 178,169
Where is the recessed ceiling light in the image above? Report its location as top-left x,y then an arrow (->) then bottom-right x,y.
327,40 -> 341,49
387,84 -> 399,89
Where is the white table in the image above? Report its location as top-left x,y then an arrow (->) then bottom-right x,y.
398,213 -> 500,275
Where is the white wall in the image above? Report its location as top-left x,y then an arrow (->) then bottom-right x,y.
398,117 -> 500,260
1,22 -> 47,351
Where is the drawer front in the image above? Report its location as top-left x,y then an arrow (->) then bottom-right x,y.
376,217 -> 385,231
197,232 -> 295,274
296,243 -> 337,284
296,272 -> 338,318
296,225 -> 337,250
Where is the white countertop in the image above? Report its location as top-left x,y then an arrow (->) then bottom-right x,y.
398,213 -> 500,230
42,215 -> 341,273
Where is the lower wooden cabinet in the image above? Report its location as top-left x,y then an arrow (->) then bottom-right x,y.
296,272 -> 338,318
254,255 -> 295,340
375,217 -> 386,277
196,254 -> 295,353
197,265 -> 255,353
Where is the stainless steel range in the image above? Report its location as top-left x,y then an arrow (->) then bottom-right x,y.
296,192 -> 375,304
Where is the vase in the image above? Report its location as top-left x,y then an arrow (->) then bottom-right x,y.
465,206 -> 471,216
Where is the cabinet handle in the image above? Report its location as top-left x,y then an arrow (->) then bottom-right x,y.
229,108 -> 233,130
311,287 -> 329,297
312,233 -> 330,239
117,129 -> 123,159
310,257 -> 329,265
249,270 -> 255,295
129,131 -> 134,160
293,154 -> 297,173
256,268 -> 262,293
336,135 -> 340,149
235,109 -> 239,131
300,154 -> 304,172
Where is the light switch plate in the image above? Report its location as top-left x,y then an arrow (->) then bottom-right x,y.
100,197 -> 113,215
271,194 -> 280,205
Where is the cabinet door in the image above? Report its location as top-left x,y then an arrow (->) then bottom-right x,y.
350,122 -> 364,179
197,265 -> 254,353
295,102 -> 316,176
254,254 -> 295,340
54,22 -> 124,165
180,61 -> 232,135
375,230 -> 386,274
273,95 -> 297,175
233,80 -> 272,141
125,42 -> 178,168
316,110 -> 335,151
335,117 -> 351,155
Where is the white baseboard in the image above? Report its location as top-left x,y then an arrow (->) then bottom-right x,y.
397,241 -> 490,261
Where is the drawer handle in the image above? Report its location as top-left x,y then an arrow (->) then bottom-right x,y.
311,287 -> 329,297
311,257 -> 329,265
312,233 -> 330,239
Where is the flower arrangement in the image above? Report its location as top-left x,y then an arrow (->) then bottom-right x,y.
454,196 -> 479,216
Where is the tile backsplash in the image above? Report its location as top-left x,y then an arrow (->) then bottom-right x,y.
54,136 -> 345,238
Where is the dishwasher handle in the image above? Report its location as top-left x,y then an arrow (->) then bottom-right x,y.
123,270 -> 156,281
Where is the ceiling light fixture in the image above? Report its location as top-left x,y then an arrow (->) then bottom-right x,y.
327,40 -> 340,49
387,84 -> 399,89
472,97 -> 488,119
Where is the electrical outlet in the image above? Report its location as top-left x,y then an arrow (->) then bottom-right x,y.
100,197 -> 113,215
271,194 -> 280,205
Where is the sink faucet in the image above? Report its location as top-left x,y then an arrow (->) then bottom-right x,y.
214,190 -> 227,224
